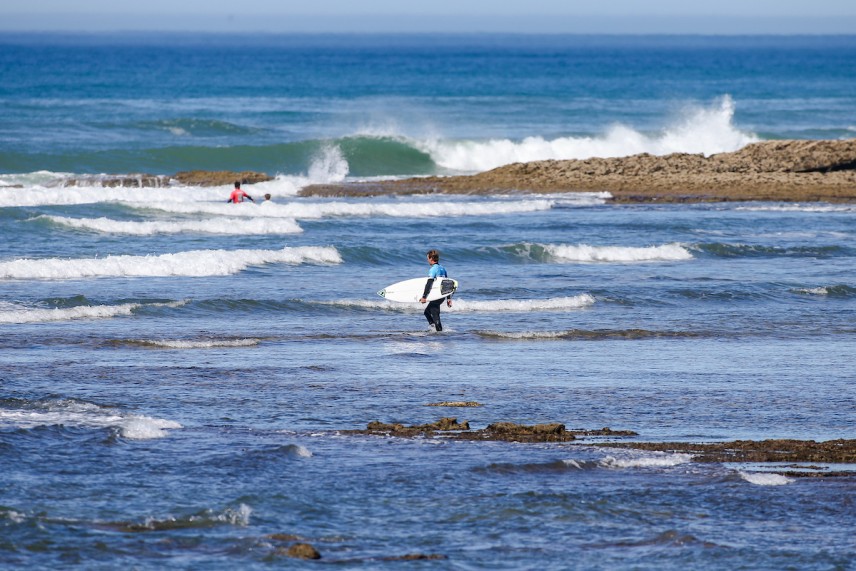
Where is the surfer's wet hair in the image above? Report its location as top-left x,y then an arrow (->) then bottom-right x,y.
427,249 -> 440,262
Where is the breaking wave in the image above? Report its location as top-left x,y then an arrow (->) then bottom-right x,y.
0,300 -> 186,324
0,397 -> 181,439
327,294 -> 595,313
0,246 -> 342,280
133,197 -> 558,220
36,215 -> 303,235
506,242 -> 693,263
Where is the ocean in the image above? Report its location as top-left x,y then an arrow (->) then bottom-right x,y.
1,33 -> 855,569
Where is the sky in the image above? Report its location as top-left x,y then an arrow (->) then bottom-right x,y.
2,0 -> 856,34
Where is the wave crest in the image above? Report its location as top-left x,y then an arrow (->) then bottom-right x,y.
507,242 -> 693,263
420,96 -> 757,172
0,246 -> 342,280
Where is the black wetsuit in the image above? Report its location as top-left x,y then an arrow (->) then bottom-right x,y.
422,263 -> 448,331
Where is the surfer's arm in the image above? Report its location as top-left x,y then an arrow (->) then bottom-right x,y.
421,278 -> 434,300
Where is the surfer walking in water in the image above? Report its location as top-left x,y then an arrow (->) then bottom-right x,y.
227,180 -> 255,203
419,249 -> 452,331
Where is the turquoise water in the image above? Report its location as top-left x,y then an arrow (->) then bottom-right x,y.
1,34 -> 855,569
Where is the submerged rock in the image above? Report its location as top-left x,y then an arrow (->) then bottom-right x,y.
280,542 -> 321,560
346,419 -> 638,442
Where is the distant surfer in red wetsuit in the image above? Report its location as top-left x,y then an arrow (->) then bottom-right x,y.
227,181 -> 255,203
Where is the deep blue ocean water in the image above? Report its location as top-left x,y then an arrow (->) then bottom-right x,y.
1,34 -> 855,569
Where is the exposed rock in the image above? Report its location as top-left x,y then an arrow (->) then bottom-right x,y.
172,170 -> 273,186
426,401 -> 483,407
62,174 -> 172,188
595,439 -> 856,464
301,139 -> 856,203
364,417 -> 471,437
61,170 -> 273,188
347,419 -> 606,442
280,543 -> 321,560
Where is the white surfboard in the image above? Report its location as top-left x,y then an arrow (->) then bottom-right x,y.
377,277 -> 458,303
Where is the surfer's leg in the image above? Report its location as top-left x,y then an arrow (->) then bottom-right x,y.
423,304 -> 434,325
427,299 -> 443,331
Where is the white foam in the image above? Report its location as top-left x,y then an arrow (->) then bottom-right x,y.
544,243 -> 693,263
0,246 -> 341,280
329,294 -> 595,313
140,338 -> 262,349
794,287 -> 829,296
450,295 -> 596,312
37,215 -> 303,235
420,96 -> 757,172
736,204 -> 856,213
0,300 -> 186,324
600,453 -> 694,469
120,417 -> 184,440
308,144 -> 349,183
480,330 -> 569,340
0,182 -> 227,207
738,471 -> 793,486
283,444 -> 313,458
0,400 -> 181,439
133,197 -> 556,220
214,504 -> 252,526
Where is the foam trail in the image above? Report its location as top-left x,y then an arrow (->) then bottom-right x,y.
37,215 -> 303,235
0,246 -> 341,280
600,453 -> 694,469
0,182 -> 228,207
0,399 -> 181,439
544,243 -> 692,263
736,204 -> 856,213
421,96 -> 758,172
135,338 -> 263,349
0,300 -> 186,324
326,294 -> 595,312
133,198 -> 557,220
738,472 -> 793,486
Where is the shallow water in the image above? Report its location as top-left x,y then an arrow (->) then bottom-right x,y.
2,191 -> 855,569
1,34 -> 855,569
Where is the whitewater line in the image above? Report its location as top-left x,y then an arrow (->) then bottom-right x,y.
0,246 -> 342,280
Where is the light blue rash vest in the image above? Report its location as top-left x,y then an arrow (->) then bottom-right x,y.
428,263 -> 447,279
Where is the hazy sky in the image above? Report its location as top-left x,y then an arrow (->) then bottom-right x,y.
2,0 -> 856,34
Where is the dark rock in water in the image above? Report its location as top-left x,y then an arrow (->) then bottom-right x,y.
281,543 -> 321,560
596,438 -> 856,467
426,401 -> 483,407
568,427 -> 639,437
483,422 -> 575,442
364,417 -> 471,437
61,170 -> 273,188
173,170 -> 273,186
350,418 -> 590,442
62,174 -> 172,188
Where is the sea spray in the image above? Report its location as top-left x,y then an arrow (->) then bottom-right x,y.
37,215 -> 303,236
419,96 -> 758,172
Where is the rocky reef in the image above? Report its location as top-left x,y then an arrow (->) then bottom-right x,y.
301,139 -> 856,203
